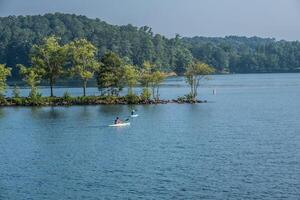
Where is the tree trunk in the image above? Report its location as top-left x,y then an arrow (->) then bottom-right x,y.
152,87 -> 155,100
83,80 -> 87,97
50,79 -> 54,97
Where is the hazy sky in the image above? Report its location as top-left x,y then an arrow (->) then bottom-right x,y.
0,0 -> 300,40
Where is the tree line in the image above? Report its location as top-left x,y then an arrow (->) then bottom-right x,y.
1,13 -> 299,77
0,13 -> 191,79
0,36 -> 214,104
183,36 -> 300,73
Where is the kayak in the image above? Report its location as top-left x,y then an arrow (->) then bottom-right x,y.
109,122 -> 130,127
130,114 -> 139,118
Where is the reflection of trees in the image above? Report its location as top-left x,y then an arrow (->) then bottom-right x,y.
30,107 -> 65,120
98,105 -> 125,115
0,108 -> 4,119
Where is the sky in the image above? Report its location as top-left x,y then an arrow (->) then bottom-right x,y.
0,0 -> 300,40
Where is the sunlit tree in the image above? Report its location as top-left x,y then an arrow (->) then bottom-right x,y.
68,39 -> 101,96
31,36 -> 68,97
0,64 -> 11,97
185,60 -> 215,100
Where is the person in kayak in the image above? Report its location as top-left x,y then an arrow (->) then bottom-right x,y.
114,117 -> 123,124
131,110 -> 135,115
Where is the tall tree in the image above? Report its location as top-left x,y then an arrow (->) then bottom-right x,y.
0,64 -> 11,97
96,52 -> 124,96
31,36 -> 68,97
185,60 -> 215,100
123,64 -> 139,95
68,39 -> 101,96
139,61 -> 154,100
150,71 -> 166,100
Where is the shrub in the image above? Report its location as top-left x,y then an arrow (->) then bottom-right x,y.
125,94 -> 140,104
62,92 -> 73,103
0,95 -> 6,105
140,88 -> 151,101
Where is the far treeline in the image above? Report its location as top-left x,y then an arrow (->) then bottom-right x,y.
0,13 -> 300,78
0,36 -> 214,106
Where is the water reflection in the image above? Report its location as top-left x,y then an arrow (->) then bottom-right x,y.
30,107 -> 65,120
0,108 -> 4,119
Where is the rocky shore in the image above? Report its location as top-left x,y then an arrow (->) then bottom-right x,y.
0,96 -> 207,107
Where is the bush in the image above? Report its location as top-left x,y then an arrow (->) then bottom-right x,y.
29,89 -> 43,106
177,93 -> 196,102
12,97 -> 24,105
0,95 -> 7,105
62,92 -> 73,103
125,94 -> 140,104
140,88 -> 151,101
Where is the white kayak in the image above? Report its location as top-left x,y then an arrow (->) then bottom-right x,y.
130,114 -> 139,118
109,122 -> 131,127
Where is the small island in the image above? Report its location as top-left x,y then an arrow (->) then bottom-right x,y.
0,37 -> 214,107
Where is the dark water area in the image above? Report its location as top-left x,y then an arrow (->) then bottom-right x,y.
1,74 -> 300,199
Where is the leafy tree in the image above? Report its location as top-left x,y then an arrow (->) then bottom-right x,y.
96,52 -> 124,96
185,60 -> 215,100
31,36 -> 68,97
0,64 -> 11,97
18,64 -> 44,98
68,39 -> 101,96
150,71 -> 166,100
139,61 -> 154,100
123,64 -> 139,95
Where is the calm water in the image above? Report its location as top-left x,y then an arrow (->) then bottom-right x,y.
1,74 -> 300,199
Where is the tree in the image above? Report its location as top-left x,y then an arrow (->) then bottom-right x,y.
150,71 -> 166,100
68,39 -> 101,96
185,60 -> 215,100
139,61 -> 154,100
96,52 -> 124,96
18,64 -> 44,98
123,65 -> 139,95
31,36 -> 68,97
0,64 -> 11,97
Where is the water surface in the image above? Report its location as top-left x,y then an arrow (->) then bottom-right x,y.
1,74 -> 300,199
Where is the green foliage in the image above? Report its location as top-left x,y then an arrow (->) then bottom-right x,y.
124,65 -> 139,95
177,94 -> 196,102
29,89 -> 43,106
0,64 -> 11,97
12,85 -> 21,98
140,88 -> 151,101
68,39 -> 101,96
31,36 -> 68,96
185,60 -> 215,99
125,94 -> 140,104
96,52 -> 124,96
0,13 -> 191,79
150,71 -> 166,100
183,36 -> 300,73
139,61 -> 165,100
62,92 -> 72,102
18,64 -> 43,98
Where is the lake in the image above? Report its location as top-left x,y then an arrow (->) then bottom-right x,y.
1,74 -> 300,199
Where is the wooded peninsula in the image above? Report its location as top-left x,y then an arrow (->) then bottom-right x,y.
0,13 -> 299,106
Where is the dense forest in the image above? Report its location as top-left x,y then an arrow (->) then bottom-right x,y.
0,13 -> 300,80
183,36 -> 300,73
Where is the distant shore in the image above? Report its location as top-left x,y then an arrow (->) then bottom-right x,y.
0,96 -> 207,107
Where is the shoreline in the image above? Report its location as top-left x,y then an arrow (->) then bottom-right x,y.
0,96 -> 207,107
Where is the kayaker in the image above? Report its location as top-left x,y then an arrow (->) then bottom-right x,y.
114,117 -> 122,124
131,110 -> 135,115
